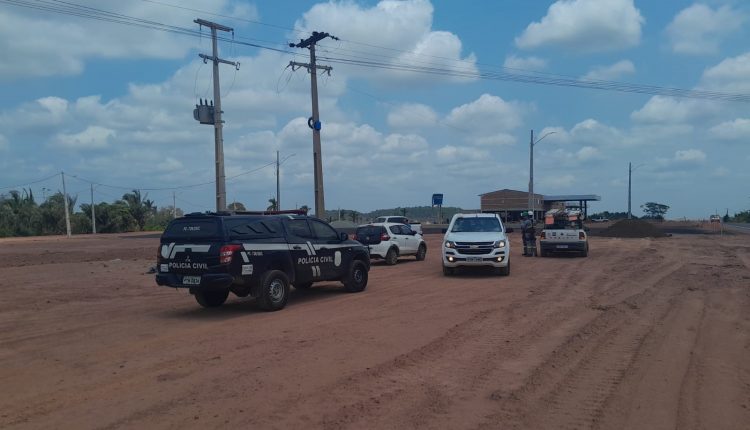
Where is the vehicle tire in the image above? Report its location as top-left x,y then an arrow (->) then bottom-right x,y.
443,265 -> 454,276
295,282 -> 313,290
343,260 -> 368,293
498,260 -> 510,276
415,244 -> 427,261
385,248 -> 398,265
257,270 -> 290,312
194,289 -> 229,308
581,244 -> 589,258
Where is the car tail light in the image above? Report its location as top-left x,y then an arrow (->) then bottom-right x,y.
220,244 -> 242,265
380,233 -> 390,241
540,231 -> 546,239
579,232 -> 585,240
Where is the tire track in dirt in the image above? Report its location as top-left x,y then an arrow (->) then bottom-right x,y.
248,239 -> 676,429
478,236 -> 750,430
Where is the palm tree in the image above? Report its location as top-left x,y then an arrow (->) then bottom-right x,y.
267,198 -> 278,211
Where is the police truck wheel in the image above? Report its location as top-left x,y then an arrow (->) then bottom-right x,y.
415,244 -> 427,261
257,270 -> 290,311
194,289 -> 229,308
385,248 -> 398,265
344,260 -> 368,293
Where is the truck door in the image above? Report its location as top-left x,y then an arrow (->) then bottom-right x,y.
309,219 -> 344,280
282,218 -> 317,284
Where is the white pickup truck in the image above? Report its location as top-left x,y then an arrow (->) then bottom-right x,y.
374,216 -> 422,235
539,209 -> 589,257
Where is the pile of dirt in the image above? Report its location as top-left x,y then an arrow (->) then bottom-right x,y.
597,219 -> 668,238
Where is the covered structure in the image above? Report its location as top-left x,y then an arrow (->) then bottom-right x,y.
479,189 -> 601,221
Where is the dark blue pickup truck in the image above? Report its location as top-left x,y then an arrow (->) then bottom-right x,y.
155,211 -> 370,311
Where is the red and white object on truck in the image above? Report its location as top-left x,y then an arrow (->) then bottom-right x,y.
539,209 -> 589,257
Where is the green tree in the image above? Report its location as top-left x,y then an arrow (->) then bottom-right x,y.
640,202 -> 670,220
228,201 -> 246,211
299,204 -> 309,214
121,190 -> 155,230
267,198 -> 278,211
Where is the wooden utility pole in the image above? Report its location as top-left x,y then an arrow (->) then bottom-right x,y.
289,31 -> 337,219
61,171 -> 71,237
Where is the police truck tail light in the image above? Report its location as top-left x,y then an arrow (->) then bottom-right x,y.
220,244 -> 242,265
380,233 -> 390,241
579,232 -> 586,240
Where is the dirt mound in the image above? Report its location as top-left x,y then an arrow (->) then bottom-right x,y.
598,219 -> 668,238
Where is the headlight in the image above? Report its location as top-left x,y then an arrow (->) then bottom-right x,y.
493,240 -> 506,248
444,240 -> 456,249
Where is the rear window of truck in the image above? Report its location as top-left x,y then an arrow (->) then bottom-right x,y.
225,218 -> 283,240
163,219 -> 220,239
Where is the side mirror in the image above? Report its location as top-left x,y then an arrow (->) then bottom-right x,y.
339,232 -> 349,241
506,227 -> 514,233
441,228 -> 447,234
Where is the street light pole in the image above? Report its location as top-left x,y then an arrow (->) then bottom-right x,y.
529,129 -> 556,220
628,162 -> 645,219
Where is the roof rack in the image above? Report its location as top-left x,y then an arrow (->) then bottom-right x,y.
184,209 -> 308,217
231,209 -> 308,216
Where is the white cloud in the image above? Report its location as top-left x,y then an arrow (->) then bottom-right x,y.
709,118 -> 750,140
382,133 -> 428,151
295,0 -> 477,84
538,174 -> 575,190
674,149 -> 706,163
515,0 -> 644,53
475,134 -> 516,146
55,126 -> 115,150
583,60 -> 635,80
436,145 -> 488,162
711,166 -> 730,177
576,146 -> 601,161
630,96 -> 720,124
387,103 -> 438,130
701,52 -> 750,92
0,133 -> 8,151
445,94 -> 524,133
0,1 -> 257,80
503,55 -> 547,70
157,157 -> 185,172
666,4 -> 746,55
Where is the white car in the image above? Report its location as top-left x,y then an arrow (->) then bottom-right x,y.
374,216 -> 423,235
354,222 -> 426,265
539,209 -> 589,257
442,213 -> 510,276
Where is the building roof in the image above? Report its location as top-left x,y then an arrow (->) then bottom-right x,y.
543,194 -> 601,202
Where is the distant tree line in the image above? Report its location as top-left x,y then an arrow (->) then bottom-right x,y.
0,188 -> 180,237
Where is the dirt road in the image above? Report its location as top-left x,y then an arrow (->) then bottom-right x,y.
1,232 -> 749,429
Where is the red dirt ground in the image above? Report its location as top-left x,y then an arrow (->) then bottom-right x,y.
1,231 -> 749,429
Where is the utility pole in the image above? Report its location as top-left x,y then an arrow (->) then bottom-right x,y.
628,162 -> 632,219
276,150 -> 281,211
194,19 -> 238,212
173,191 -> 177,219
529,129 -> 534,219
61,171 -> 71,237
528,129 -> 556,221
289,31 -> 338,219
90,183 -> 96,234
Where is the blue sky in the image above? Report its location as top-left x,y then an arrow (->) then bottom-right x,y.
1,0 -> 749,218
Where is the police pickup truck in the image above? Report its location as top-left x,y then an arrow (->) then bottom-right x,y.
155,211 -> 370,311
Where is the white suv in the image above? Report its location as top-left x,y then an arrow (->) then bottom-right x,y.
442,213 -> 510,276
354,223 -> 427,265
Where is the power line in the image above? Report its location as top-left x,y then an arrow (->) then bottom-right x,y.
66,161 -> 276,191
0,172 -> 61,191
3,0 -> 750,103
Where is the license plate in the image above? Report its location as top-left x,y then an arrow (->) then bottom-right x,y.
556,245 -> 569,249
467,256 -> 482,262
182,275 -> 201,285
